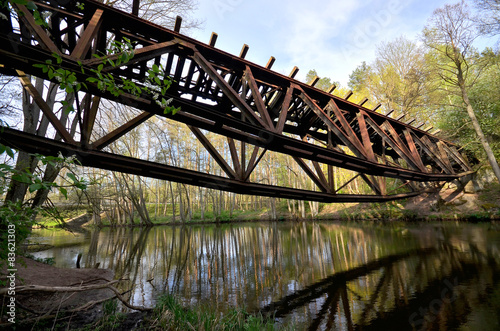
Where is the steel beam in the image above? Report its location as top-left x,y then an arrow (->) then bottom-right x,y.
1,127 -> 428,203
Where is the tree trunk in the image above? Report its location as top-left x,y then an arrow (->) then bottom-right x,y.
122,175 -> 152,226
4,77 -> 42,203
299,200 -> 305,219
460,85 -> 500,183
199,187 -> 205,221
269,197 -> 277,220
92,200 -> 102,227
169,181 -> 176,222
177,183 -> 185,223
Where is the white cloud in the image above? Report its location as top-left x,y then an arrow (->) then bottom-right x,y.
274,0 -> 418,86
192,0 -> 483,87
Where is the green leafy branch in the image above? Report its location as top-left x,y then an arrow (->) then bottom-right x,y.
0,145 -> 87,198
1,0 -> 49,27
0,145 -> 88,270
33,38 -> 180,115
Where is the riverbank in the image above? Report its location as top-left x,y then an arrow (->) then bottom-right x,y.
0,256 -> 283,330
0,256 -> 115,329
37,182 -> 500,229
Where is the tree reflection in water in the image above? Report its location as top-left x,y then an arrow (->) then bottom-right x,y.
32,222 -> 500,330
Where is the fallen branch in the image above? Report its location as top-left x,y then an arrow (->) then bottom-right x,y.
1,283 -> 151,327
0,280 -> 119,295
1,279 -> 152,315
105,286 -> 152,311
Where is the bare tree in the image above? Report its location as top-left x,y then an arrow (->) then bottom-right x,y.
106,0 -> 202,31
422,1 -> 500,183
474,0 -> 500,39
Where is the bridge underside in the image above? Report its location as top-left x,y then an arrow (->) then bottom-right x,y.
0,0 -> 473,202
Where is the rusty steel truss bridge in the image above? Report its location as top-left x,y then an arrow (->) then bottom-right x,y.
0,0 -> 474,203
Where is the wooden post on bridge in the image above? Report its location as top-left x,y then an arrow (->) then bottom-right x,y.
132,0 -> 140,16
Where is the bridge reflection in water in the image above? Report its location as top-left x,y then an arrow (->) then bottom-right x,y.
32,222 -> 500,330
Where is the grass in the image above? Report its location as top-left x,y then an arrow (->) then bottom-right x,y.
99,208 -> 269,226
479,182 -> 500,205
81,299 -> 127,331
145,294 -> 283,330
35,206 -> 88,227
24,254 -> 56,265
82,294 -> 289,330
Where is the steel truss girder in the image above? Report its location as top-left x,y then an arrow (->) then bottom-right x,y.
0,127 -> 424,203
0,0 -> 474,202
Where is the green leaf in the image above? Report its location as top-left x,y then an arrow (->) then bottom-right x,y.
67,74 -> 77,84
0,144 -> 5,155
5,146 -> 14,158
59,187 -> 67,199
28,183 -> 43,192
63,105 -> 74,114
26,1 -> 37,11
120,53 -> 129,63
0,163 -> 14,172
67,172 -> 77,183
12,173 -> 31,184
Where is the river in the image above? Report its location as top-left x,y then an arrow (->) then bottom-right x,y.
30,221 -> 500,330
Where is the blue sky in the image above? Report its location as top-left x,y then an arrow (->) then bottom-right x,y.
188,0 -> 474,87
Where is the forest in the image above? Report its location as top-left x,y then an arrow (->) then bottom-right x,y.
0,0 -> 499,231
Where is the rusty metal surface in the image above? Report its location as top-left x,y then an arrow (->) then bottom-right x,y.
0,0 -> 474,202
0,127 -> 427,203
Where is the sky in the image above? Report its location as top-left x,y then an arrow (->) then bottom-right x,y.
187,0 -> 486,87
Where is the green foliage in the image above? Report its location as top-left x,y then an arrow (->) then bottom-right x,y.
80,299 -> 127,331
0,145 -> 86,198
32,38 -> 180,115
24,254 -> 55,265
479,182 -> 500,204
305,69 -> 335,91
348,61 -> 370,92
0,200 -> 36,273
1,0 -> 49,27
150,294 -> 279,330
401,209 -> 419,221
0,146 -> 87,268
349,37 -> 434,120
465,211 -> 492,222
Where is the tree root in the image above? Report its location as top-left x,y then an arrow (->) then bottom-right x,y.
0,279 -> 151,327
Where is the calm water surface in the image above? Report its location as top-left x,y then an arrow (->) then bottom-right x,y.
30,221 -> 500,330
